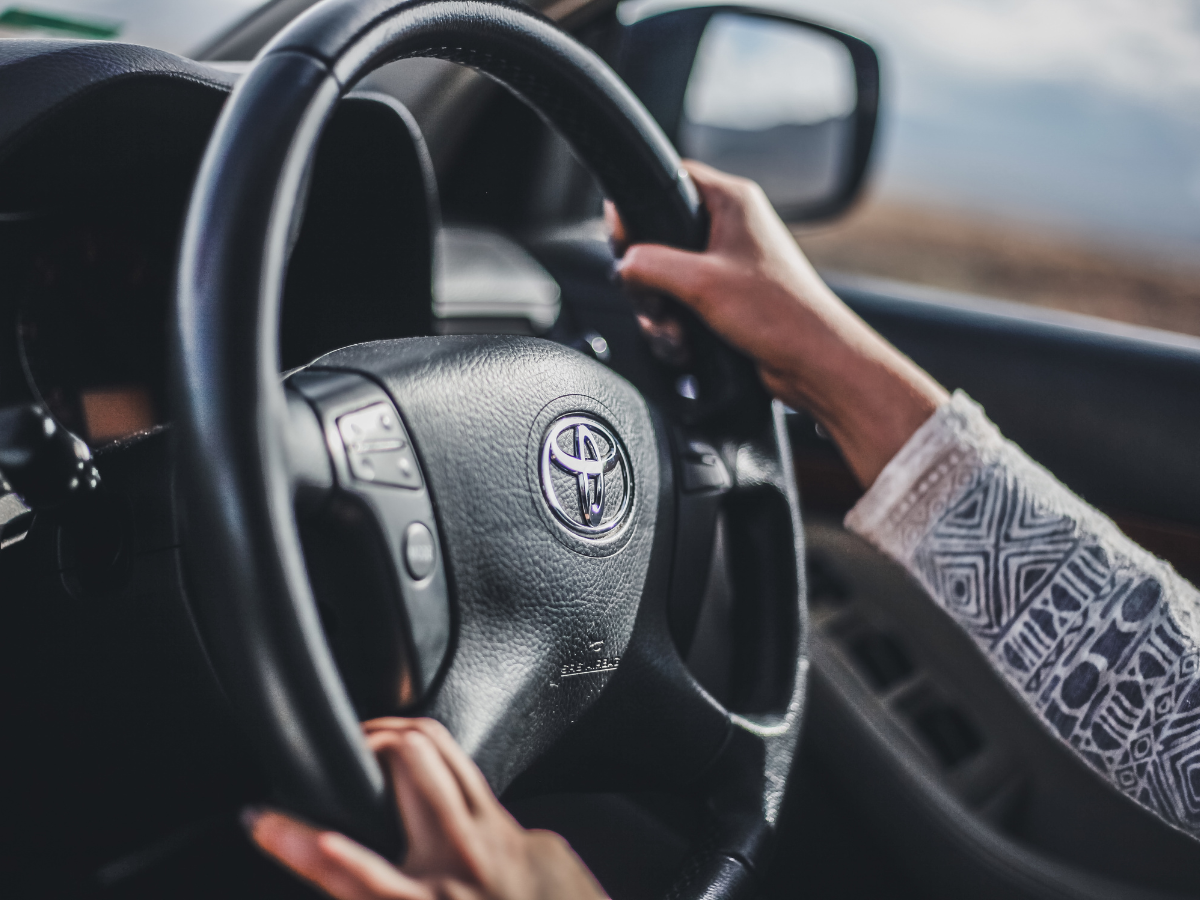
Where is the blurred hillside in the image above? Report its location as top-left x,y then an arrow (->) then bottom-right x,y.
796,201 -> 1200,338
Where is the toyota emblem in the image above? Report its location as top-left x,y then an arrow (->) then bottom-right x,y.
540,415 -> 631,536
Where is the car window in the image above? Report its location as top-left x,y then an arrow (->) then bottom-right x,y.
0,1 -> 269,56
790,0 -> 1200,337
626,0 -> 1200,337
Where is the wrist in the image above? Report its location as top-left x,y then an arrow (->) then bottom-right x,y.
764,314 -> 947,487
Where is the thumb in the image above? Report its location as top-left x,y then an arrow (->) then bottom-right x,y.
616,243 -> 709,304
603,200 -> 627,250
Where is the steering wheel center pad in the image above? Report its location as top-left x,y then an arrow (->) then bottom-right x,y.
306,336 -> 659,791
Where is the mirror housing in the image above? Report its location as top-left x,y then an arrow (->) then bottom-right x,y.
617,4 -> 880,223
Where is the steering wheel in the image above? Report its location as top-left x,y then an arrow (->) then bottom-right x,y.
172,1 -> 807,897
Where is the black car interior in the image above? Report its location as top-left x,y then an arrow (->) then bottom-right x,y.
1,1 -> 1200,899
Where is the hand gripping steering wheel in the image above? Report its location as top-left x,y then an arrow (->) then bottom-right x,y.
173,1 -> 807,897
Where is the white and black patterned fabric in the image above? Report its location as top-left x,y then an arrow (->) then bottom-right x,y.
847,391 -> 1200,839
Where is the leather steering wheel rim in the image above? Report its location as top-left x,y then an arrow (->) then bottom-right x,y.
173,0 -> 806,893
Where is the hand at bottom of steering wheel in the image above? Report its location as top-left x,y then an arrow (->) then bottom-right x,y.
245,718 -> 609,900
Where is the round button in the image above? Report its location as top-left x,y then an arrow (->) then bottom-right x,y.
403,522 -> 436,580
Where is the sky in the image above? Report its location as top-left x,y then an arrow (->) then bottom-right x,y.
626,0 -> 1200,263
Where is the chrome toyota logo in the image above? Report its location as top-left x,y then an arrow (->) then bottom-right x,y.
540,415 -> 631,536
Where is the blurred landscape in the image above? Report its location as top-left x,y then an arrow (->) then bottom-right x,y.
795,200 -> 1200,338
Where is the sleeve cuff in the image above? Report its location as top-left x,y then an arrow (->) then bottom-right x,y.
844,390 -> 1002,563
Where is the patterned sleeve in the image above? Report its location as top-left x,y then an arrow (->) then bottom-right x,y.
845,390 -> 1200,839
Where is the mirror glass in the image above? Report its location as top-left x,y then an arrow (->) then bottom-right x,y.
679,13 -> 857,213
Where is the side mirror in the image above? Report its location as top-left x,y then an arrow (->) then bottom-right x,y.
617,4 -> 880,222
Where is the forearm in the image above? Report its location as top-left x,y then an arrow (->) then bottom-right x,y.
755,291 -> 947,486
614,160 -> 1200,838
846,392 -> 1200,839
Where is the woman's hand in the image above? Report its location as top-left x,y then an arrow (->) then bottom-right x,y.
610,160 -> 947,487
246,717 -> 608,900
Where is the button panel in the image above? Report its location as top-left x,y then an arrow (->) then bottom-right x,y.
337,402 -> 422,489
681,440 -> 731,493
403,522 -> 437,580
289,371 -> 450,705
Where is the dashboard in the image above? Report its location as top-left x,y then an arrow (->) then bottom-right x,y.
0,43 -> 439,446
13,213 -> 169,442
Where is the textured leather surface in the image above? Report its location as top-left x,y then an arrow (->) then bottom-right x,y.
313,335 -> 658,790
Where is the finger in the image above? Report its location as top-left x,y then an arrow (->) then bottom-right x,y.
362,717 -> 427,737
319,831 -> 435,900
526,830 -> 611,900
603,200 -> 627,248
402,719 -> 497,817
679,160 -> 766,230
616,244 -> 711,306
680,158 -> 751,196
372,729 -> 476,859
246,808 -> 431,900
364,718 -> 496,818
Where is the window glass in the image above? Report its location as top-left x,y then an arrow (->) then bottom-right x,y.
784,0 -> 1200,336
